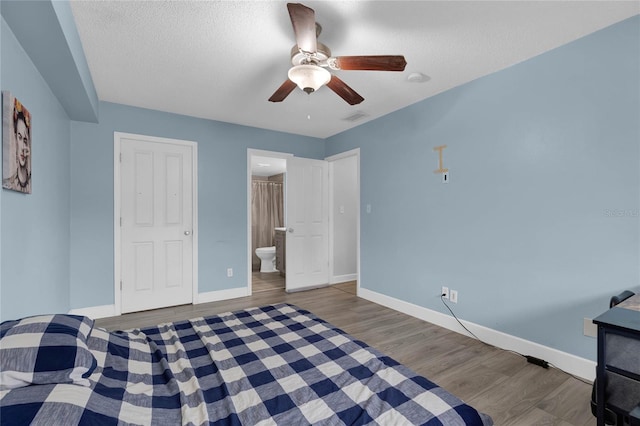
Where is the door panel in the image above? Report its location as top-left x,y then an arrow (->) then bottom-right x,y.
165,154 -> 183,224
285,157 -> 329,291
134,151 -> 154,225
134,242 -> 153,291
120,137 -> 193,313
164,240 -> 183,287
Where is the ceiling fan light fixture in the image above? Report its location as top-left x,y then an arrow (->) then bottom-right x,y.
407,72 -> 430,83
288,64 -> 331,94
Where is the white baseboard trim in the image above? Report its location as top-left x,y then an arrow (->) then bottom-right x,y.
330,274 -> 357,284
69,288 -> 249,320
358,288 -> 596,382
69,304 -> 116,320
195,287 -> 249,304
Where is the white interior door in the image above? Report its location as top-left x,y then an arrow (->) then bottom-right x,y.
120,136 -> 194,313
285,157 -> 329,291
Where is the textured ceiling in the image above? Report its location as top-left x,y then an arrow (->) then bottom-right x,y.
69,1 -> 639,139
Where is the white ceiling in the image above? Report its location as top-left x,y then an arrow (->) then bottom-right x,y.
251,155 -> 287,177
69,1 -> 639,139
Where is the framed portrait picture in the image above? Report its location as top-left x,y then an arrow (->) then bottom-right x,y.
2,91 -> 32,194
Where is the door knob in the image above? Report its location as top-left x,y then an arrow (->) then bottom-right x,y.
184,231 -> 191,236
288,228 -> 294,233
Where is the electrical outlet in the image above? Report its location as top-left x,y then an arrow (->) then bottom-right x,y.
583,318 -> 597,337
450,290 -> 458,303
441,286 -> 449,299
227,268 -> 233,277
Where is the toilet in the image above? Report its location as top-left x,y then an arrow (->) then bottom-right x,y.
255,246 -> 277,273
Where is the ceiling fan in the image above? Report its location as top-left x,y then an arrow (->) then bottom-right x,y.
268,2 -> 407,105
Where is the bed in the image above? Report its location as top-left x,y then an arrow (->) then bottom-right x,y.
1,303 -> 492,425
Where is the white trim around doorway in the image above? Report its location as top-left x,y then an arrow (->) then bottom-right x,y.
246,149 -> 294,295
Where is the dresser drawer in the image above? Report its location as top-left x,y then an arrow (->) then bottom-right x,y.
605,370 -> 640,412
606,333 -> 640,376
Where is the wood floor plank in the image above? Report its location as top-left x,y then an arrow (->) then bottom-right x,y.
503,406 -> 574,426
468,363 -> 570,424
96,284 -> 596,425
479,348 -> 529,377
429,347 -> 512,402
536,377 -> 596,426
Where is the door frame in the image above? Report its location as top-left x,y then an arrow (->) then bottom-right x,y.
114,132 -> 199,316
326,148 -> 361,293
246,149 -> 293,295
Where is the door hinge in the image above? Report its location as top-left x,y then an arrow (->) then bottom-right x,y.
120,217 -> 123,227
120,280 -> 122,290
119,153 -> 122,162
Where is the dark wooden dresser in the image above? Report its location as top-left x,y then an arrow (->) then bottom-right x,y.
593,294 -> 640,425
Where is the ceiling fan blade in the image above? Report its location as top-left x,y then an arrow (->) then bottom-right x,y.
268,79 -> 297,102
326,75 -> 364,105
332,55 -> 407,71
287,3 -> 317,54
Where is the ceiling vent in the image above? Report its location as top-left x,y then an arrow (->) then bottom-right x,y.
342,111 -> 369,122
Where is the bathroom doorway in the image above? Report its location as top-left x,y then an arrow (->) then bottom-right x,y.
247,149 -> 357,295
247,150 -> 291,293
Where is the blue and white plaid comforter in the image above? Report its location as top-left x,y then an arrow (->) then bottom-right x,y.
1,304 -> 492,425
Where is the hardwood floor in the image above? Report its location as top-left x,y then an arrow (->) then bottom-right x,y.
96,283 -> 596,425
251,271 -> 285,293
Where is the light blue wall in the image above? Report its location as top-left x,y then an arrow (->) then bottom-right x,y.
1,18 -> 72,320
326,15 -> 640,360
1,0 -> 98,122
2,0 -> 638,365
70,102 -> 324,309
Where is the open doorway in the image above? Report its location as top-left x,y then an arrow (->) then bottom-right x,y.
247,149 -> 356,295
247,150 -> 291,294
